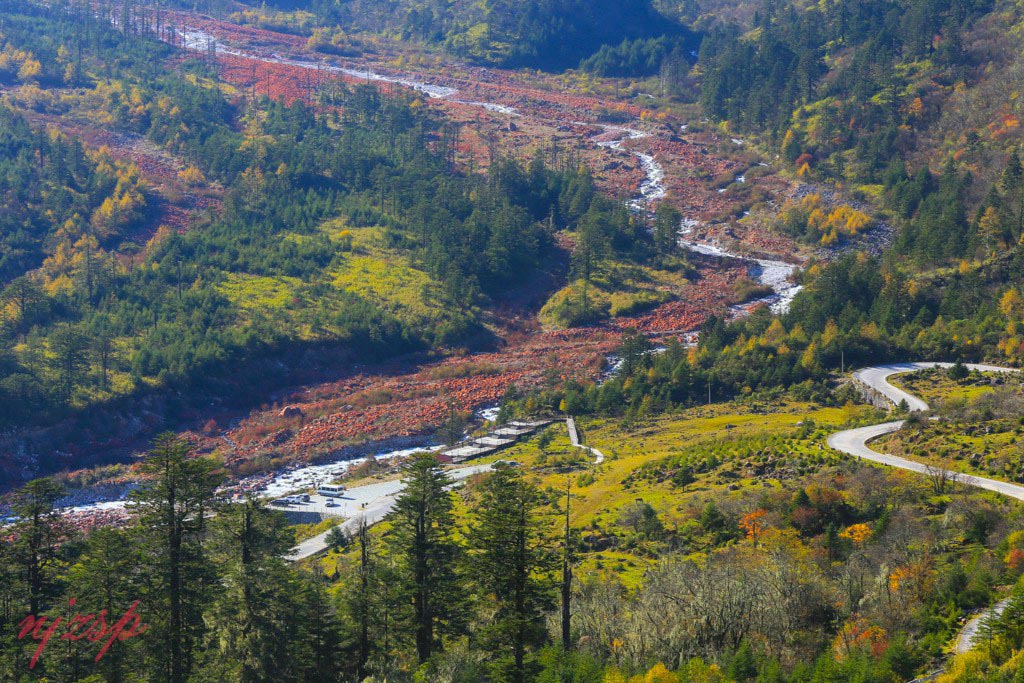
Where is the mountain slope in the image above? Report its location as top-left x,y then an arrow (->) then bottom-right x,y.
219,0 -> 694,70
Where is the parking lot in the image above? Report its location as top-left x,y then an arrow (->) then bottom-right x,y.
286,463 -> 493,560
270,479 -> 407,519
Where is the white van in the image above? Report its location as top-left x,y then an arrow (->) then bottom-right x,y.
318,484 -> 347,497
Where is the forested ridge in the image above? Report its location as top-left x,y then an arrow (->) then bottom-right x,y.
181,0 -> 695,72
554,0 -> 1024,420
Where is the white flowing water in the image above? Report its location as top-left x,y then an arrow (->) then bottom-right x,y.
679,221 -> 802,315
476,405 -> 501,422
632,153 -> 667,210
591,125 -> 667,212
458,101 -> 519,116
276,53 -> 462,98
180,29 -> 460,98
60,499 -> 131,514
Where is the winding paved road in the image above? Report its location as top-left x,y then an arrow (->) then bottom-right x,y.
851,363 -> 1017,411
828,362 -> 1022,656
955,598 -> 1011,655
828,362 -> 1024,501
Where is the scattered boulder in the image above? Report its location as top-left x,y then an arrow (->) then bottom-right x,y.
280,405 -> 304,418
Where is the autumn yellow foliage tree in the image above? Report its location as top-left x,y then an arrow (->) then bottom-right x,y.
16,57 -> 41,83
178,165 -> 207,187
90,160 -> 145,238
777,194 -> 874,245
1000,288 -> 1023,317
624,663 -> 680,683
978,206 -> 1005,251
839,523 -> 872,546
0,43 -> 37,82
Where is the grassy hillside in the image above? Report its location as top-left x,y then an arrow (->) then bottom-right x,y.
879,367 -> 1024,483
314,390 -> 1024,680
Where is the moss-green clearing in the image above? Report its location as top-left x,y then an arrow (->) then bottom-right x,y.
539,255 -> 692,328
218,273 -> 303,311
334,255 -> 440,319
325,221 -> 458,327
215,221 -> 466,344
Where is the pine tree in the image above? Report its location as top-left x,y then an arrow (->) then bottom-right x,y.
10,478 -> 68,615
467,463 -> 556,681
65,527 -> 146,682
298,566 -> 344,683
92,321 -> 115,390
385,452 -> 465,664
50,323 -> 89,404
0,530 -> 23,676
352,519 -> 373,680
130,433 -> 222,683
653,203 -> 681,256
0,276 -> 43,338
728,640 -> 758,681
441,402 -> 467,447
205,496 -> 303,683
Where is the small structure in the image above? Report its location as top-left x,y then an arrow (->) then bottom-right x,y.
492,425 -> 534,438
474,436 -> 515,449
440,418 -> 555,464
509,419 -> 554,429
443,444 -> 494,463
